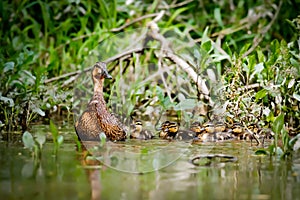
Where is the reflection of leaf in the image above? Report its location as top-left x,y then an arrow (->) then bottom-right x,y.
22,131 -> 35,149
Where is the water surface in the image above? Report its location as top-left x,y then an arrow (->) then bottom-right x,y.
1,124 -> 300,200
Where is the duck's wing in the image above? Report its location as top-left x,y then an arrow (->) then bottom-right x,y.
75,109 -> 103,141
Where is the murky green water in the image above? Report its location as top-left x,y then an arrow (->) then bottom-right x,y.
1,124 -> 300,200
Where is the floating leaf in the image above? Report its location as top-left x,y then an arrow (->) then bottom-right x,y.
22,131 -> 35,149
254,149 -> 268,155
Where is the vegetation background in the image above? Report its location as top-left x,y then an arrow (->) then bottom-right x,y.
0,0 -> 299,154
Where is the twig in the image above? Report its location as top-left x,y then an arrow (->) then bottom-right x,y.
242,0 -> 282,58
237,83 -> 261,92
44,47 -> 144,84
147,22 -> 210,98
159,0 -> 194,9
110,12 -> 162,32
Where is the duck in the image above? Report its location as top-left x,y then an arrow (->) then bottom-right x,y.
130,120 -> 154,140
75,62 -> 127,141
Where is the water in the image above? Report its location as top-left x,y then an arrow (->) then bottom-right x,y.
1,124 -> 300,200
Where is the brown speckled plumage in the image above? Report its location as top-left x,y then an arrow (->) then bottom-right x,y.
75,62 -> 127,141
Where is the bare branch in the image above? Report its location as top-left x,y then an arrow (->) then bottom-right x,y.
242,0 -> 282,58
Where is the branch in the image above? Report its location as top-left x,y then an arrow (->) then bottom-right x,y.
110,12 -> 163,32
44,47 -> 144,84
147,22 -> 210,98
242,0 -> 283,58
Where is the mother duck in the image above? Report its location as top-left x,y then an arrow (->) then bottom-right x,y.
75,62 -> 127,141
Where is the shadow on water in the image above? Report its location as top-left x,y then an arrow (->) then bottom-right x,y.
1,124 -> 300,200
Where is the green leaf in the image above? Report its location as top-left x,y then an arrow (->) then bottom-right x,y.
22,131 -> 35,149
201,41 -> 212,53
99,132 -> 106,146
255,89 -> 268,101
293,93 -> 300,101
35,133 -> 46,149
49,120 -> 58,141
156,86 -> 164,102
57,135 -> 64,145
3,62 -> 15,72
174,99 -> 197,110
214,7 -> 223,27
32,106 -> 45,117
0,96 -> 14,107
272,113 -> 284,134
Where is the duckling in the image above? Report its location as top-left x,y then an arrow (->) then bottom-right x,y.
190,121 -> 205,137
175,124 -> 196,141
214,121 -> 233,140
163,121 -> 178,139
75,62 -> 127,141
229,122 -> 244,139
193,121 -> 216,142
159,121 -> 171,139
130,120 -> 154,140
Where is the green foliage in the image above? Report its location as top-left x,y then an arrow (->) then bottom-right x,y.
49,120 -> 64,155
22,130 -> 46,159
0,0 -> 299,158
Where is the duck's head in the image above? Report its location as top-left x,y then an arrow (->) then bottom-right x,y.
133,120 -> 143,132
168,122 -> 179,133
190,121 -> 205,134
92,62 -> 112,83
203,121 -> 215,133
231,122 -> 244,134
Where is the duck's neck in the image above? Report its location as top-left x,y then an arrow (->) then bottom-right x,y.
92,79 -> 106,105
